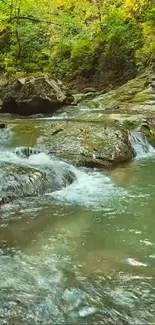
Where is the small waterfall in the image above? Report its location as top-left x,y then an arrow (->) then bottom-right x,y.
0,149 -> 77,204
14,146 -> 43,158
0,126 -> 126,207
0,146 -> 126,207
129,131 -> 155,158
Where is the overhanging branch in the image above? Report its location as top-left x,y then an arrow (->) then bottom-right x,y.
8,15 -> 58,25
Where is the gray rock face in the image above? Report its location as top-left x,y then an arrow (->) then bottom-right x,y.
43,121 -> 135,168
0,75 -> 74,116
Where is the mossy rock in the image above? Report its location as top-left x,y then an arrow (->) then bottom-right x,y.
141,127 -> 155,147
122,119 -> 141,130
72,114 -> 116,127
131,91 -> 151,103
0,158 -> 76,204
43,120 -> 135,168
77,70 -> 151,112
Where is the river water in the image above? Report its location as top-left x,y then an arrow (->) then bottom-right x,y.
1,118 -> 155,324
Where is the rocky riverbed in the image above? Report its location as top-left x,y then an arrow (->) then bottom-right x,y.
1,69 -> 155,169
1,71 -> 155,325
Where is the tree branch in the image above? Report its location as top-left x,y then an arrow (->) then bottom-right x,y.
15,8 -> 21,61
8,15 -> 58,25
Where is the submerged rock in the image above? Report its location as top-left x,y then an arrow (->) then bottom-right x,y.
0,75 -> 74,116
14,146 -> 43,158
0,123 -> 6,129
0,158 -> 76,205
45,121 -> 135,168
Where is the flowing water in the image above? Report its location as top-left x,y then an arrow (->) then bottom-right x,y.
1,119 -> 155,324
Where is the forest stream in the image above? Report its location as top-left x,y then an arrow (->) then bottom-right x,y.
1,114 -> 155,324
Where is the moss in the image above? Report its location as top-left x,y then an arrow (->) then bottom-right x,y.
141,127 -> 155,146
76,91 -> 102,102
16,71 -> 44,79
72,115 -> 116,127
122,119 -> 140,130
77,70 -> 150,112
131,92 -> 151,103
10,121 -> 43,147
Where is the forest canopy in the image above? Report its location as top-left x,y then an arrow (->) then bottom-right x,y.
0,0 -> 155,86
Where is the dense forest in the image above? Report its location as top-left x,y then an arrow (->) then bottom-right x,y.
0,0 -> 155,87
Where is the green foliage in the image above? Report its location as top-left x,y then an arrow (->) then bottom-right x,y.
71,39 -> 93,60
70,38 -> 94,77
97,13 -> 142,79
48,41 -> 72,79
0,0 -> 155,84
135,7 -> 155,66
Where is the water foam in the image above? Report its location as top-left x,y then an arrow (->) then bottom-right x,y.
0,150 -> 77,201
0,148 -> 126,207
0,127 -> 12,147
129,131 -> 155,158
47,168 -> 126,207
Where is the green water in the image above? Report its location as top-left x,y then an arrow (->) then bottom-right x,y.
1,118 -> 155,324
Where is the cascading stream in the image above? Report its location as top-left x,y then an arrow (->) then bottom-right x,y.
0,129 -> 154,207
129,131 -> 155,158
0,147 -> 126,207
0,121 -> 127,207
1,122 -> 155,325
0,149 -> 77,204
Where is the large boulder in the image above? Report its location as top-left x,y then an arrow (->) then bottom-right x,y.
0,75 -> 74,116
43,121 -> 136,168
